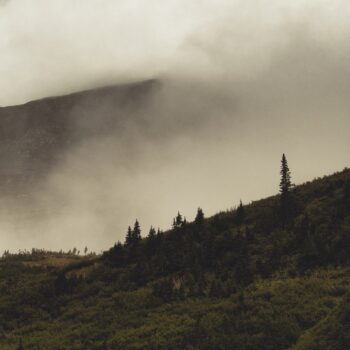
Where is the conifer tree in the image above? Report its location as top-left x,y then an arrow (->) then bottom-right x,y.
280,154 -> 292,197
279,154 -> 292,223
195,207 -> 205,225
146,226 -> 157,256
173,212 -> 183,229
148,226 -> 156,239
132,220 -> 141,244
125,226 -> 133,246
176,212 -> 183,226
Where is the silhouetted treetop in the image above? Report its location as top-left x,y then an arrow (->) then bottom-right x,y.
173,212 -> 183,229
236,200 -> 245,226
125,226 -> 133,246
195,207 -> 205,225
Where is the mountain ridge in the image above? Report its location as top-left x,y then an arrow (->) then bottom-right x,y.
0,79 -> 160,109
0,79 -> 161,194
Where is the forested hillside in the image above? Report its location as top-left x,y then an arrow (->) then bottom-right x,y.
0,164 -> 349,349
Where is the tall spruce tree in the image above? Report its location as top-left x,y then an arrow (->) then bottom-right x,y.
280,154 -> 292,195
279,153 -> 292,223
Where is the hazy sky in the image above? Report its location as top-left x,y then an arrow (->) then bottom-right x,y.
1,0 -> 350,106
0,0 -> 350,252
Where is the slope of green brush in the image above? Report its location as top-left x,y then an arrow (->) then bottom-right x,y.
0,168 -> 349,349
292,291 -> 350,350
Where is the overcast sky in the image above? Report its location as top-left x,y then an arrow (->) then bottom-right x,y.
1,0 -> 350,106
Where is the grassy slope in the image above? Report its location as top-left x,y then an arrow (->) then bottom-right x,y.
0,168 -> 349,349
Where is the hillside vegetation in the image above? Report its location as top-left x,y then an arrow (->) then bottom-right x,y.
0,165 -> 349,349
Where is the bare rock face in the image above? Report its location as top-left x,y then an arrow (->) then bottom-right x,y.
0,79 -> 160,196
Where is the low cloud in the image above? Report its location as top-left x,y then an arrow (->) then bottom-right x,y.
0,0 -> 349,251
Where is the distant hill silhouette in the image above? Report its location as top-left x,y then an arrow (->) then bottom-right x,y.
0,79 -> 160,194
